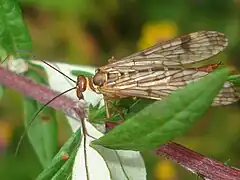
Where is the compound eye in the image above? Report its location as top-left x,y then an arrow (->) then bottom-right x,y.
77,75 -> 87,92
93,72 -> 106,86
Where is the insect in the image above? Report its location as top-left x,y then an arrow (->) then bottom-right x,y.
75,31 -> 239,119
9,31 -> 240,152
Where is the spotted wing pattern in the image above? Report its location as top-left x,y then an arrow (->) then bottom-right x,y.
99,31 -> 228,73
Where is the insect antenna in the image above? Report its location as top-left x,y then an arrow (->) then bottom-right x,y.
0,54 -> 11,64
40,60 -> 76,83
15,87 -> 76,156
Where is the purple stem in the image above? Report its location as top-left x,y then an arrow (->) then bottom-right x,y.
0,66 -> 86,121
156,142 -> 240,180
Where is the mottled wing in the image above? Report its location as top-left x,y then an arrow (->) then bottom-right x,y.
99,69 -> 210,99
212,82 -> 240,106
99,31 -> 228,73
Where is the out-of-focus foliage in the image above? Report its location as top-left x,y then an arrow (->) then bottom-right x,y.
19,0 -> 240,68
0,0 -> 32,56
0,0 -> 240,180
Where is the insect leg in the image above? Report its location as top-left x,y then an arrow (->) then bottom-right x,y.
108,56 -> 117,63
104,98 -> 111,119
104,98 -> 125,121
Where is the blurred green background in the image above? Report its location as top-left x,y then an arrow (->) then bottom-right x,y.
0,0 -> 240,179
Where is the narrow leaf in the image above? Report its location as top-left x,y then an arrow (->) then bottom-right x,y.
228,74 -> 240,86
71,69 -> 94,77
36,128 -> 81,180
92,68 -> 230,150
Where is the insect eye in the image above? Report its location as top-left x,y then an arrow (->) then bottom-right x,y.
77,75 -> 87,92
93,72 -> 106,86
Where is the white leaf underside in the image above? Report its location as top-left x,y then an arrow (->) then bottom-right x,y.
33,61 -> 147,180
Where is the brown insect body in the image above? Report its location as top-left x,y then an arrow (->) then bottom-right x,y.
75,31 -> 239,118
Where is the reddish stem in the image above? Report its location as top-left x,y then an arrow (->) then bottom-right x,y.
0,66 -> 239,180
156,142 -> 240,180
0,66 -> 86,121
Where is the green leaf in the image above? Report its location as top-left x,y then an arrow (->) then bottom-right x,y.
23,68 -> 58,168
71,70 -> 94,77
228,74 -> 240,86
89,103 -> 107,124
118,99 -> 155,120
89,98 -> 154,124
0,0 -> 32,57
36,128 -> 81,180
92,68 -> 230,150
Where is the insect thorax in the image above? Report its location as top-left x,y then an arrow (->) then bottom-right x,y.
92,71 -> 107,86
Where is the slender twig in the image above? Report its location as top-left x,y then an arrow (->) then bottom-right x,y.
156,142 -> 240,180
0,66 -> 86,121
0,66 -> 240,180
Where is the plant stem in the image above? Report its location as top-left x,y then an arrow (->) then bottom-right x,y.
156,142 -> 240,180
0,66 -> 86,121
